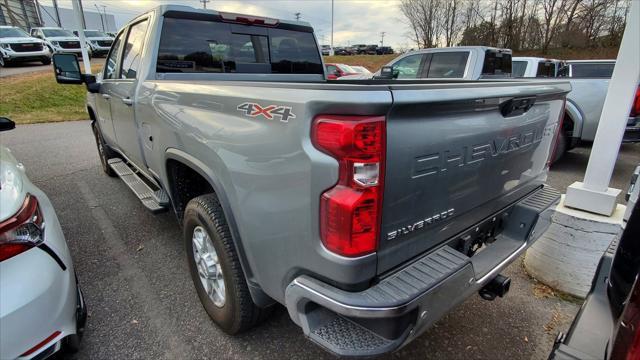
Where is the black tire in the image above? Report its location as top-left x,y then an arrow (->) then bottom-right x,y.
91,123 -> 117,177
0,57 -> 8,67
41,57 -> 51,65
184,194 -> 267,334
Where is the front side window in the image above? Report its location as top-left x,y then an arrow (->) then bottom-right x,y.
427,52 -> 469,78
120,19 -> 149,79
570,63 -> 615,78
104,33 -> 124,80
156,17 -> 323,74
392,54 -> 423,79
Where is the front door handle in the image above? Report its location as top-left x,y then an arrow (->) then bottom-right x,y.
101,94 -> 111,100
122,98 -> 133,106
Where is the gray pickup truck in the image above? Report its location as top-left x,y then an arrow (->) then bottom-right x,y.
52,5 -> 570,357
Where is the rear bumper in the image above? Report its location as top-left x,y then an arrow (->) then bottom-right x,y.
285,186 -> 560,357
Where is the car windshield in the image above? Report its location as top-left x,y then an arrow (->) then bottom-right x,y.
0,27 -> 29,38
43,29 -> 75,37
512,61 -> 527,77
338,64 -> 356,73
352,66 -> 371,73
84,30 -> 108,37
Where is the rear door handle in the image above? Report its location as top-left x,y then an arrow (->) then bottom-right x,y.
101,94 -> 111,100
122,98 -> 133,106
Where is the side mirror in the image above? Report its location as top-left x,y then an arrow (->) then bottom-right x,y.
377,66 -> 396,79
0,117 -> 15,132
53,53 -> 83,84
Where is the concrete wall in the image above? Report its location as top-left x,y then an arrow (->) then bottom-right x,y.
39,5 -> 117,32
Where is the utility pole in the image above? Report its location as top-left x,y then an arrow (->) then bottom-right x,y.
77,0 -> 86,29
71,0 -> 91,74
200,0 -> 210,9
330,0 -> 334,55
52,0 -> 62,27
294,12 -> 301,21
380,31 -> 386,47
94,4 -> 105,32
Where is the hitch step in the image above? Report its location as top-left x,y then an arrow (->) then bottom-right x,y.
108,158 -> 168,213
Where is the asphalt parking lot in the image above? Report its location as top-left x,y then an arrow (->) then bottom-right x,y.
2,120 -> 639,360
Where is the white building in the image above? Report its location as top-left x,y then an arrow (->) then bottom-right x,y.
39,5 -> 116,32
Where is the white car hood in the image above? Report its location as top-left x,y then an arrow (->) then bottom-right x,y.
0,36 -> 42,44
0,146 -> 27,222
86,37 -> 113,42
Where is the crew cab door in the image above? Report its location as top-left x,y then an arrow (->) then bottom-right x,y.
107,18 -> 149,167
95,31 -> 124,144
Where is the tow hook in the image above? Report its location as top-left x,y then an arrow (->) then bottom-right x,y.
479,274 -> 511,301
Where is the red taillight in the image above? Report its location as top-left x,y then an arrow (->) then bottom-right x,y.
547,99 -> 567,167
219,12 -> 279,26
611,278 -> 640,360
0,194 -> 44,262
312,115 -> 385,257
20,331 -> 61,356
630,86 -> 640,118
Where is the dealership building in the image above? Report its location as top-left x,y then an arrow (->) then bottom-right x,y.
0,0 -> 116,32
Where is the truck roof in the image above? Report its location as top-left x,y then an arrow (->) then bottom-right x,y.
124,5 -> 313,31
567,59 -> 615,63
513,56 -> 562,62
405,46 -> 509,56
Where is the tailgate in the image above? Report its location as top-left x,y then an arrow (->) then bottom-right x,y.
378,81 -> 570,273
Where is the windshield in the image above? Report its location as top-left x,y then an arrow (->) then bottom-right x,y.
338,64 -> 356,73
352,66 -> 371,74
512,61 -> 527,77
84,30 -> 109,37
0,27 -> 30,38
43,29 -> 75,37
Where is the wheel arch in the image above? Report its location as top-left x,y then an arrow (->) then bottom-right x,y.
565,99 -> 584,140
163,149 -> 274,307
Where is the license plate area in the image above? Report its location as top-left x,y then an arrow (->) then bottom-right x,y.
454,208 -> 511,257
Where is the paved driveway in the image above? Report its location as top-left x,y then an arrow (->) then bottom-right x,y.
2,120 -> 638,360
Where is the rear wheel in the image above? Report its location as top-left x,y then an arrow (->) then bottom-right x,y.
41,57 -> 51,65
184,194 -> 268,334
92,123 -> 117,177
0,57 -> 8,67
552,130 -> 568,164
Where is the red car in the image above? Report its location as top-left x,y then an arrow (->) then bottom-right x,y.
325,63 -> 359,80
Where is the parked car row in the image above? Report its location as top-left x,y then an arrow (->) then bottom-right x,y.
0,25 -> 115,68
321,44 -> 394,56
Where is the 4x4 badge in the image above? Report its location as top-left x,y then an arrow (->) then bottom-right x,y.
237,102 -> 296,123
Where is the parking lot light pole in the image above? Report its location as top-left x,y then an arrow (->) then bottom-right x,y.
71,0 -> 91,74
564,0 -> 640,216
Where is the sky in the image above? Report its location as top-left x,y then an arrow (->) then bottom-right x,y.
38,0 -> 414,49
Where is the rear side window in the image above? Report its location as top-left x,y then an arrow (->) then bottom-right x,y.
512,61 -> 527,77
426,52 -> 468,78
536,62 -> 556,77
482,50 -> 512,76
571,63 -> 614,78
157,17 -> 323,74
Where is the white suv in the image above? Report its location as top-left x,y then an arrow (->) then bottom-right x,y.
30,27 -> 83,57
75,29 -> 113,57
0,26 -> 51,67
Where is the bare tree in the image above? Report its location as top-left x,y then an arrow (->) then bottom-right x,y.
399,0 -> 443,48
442,0 -> 463,47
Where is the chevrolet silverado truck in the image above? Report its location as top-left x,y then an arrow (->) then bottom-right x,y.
514,58 -> 640,159
340,46 -> 513,81
52,5 -> 570,357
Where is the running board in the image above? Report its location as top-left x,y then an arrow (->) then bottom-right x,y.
108,158 -> 169,213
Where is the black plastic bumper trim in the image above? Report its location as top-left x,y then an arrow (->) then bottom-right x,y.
38,244 -> 67,271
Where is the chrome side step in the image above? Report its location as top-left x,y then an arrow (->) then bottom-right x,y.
108,158 -> 169,213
